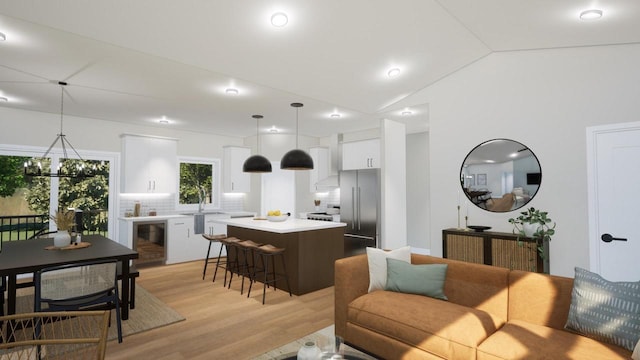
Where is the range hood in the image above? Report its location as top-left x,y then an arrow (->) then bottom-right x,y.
315,174 -> 339,188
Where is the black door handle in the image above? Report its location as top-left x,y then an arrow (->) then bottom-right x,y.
601,233 -> 628,243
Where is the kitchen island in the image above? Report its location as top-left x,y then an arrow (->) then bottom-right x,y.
212,217 -> 346,295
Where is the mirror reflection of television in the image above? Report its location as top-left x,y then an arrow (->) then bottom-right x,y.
527,173 -> 541,185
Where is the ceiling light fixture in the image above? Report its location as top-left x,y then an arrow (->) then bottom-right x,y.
269,126 -> 278,133
23,82 -> 96,178
280,102 -> 313,170
271,12 -> 288,27
579,9 -> 603,20
0,32 -> 5,41
387,68 -> 401,78
243,115 -> 272,173
0,96 -> 7,102
225,88 -> 239,95
159,116 -> 170,124
330,113 -> 341,118
401,110 -> 412,116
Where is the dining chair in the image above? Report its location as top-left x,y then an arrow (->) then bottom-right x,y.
34,259 -> 123,343
0,310 -> 110,360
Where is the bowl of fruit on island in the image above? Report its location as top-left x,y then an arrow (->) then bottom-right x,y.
266,210 -> 289,222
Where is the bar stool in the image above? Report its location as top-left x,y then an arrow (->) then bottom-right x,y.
249,244 -> 292,304
234,240 -> 262,295
201,233 -> 227,281
218,237 -> 243,287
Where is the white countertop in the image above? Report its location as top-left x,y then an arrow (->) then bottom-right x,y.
212,217 -> 346,234
118,214 -> 190,222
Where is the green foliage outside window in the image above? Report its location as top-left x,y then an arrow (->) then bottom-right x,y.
179,163 -> 213,205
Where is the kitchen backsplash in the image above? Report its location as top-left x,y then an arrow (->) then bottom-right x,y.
119,193 -> 245,217
313,188 -> 340,211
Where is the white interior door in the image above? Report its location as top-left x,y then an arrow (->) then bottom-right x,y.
261,161 -> 295,216
587,121 -> 640,281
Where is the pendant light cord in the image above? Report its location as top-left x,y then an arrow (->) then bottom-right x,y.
295,107 -> 299,148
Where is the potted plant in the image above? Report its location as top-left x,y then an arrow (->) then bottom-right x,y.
508,207 -> 556,273
50,209 -> 75,247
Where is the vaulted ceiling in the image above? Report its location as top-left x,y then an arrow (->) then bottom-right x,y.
0,1 -> 638,138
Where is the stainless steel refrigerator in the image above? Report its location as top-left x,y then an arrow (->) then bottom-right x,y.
340,169 -> 380,256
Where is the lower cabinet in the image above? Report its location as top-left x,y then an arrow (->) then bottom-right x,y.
166,217 -> 199,264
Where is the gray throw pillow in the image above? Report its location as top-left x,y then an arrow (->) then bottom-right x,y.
385,258 -> 448,300
565,267 -> 640,351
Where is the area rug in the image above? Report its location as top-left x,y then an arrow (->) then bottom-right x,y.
8,284 -> 185,341
253,325 -> 377,360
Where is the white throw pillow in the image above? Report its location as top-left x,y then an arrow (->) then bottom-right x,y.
633,339 -> 640,360
366,246 -> 411,292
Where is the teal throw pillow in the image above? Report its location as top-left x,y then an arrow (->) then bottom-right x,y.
385,258 -> 448,300
565,267 -> 640,351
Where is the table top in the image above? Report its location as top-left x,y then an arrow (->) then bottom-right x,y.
213,217 -> 346,234
0,234 -> 138,275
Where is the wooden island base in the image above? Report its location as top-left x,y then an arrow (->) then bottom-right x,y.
228,225 -> 345,295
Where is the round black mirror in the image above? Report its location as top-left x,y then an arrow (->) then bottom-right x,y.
460,139 -> 541,212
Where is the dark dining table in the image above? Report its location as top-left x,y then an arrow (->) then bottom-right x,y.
0,234 -> 138,320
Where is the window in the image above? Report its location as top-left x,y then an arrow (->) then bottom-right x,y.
177,157 -> 220,211
0,147 -> 117,240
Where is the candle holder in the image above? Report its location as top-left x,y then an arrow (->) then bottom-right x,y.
457,205 -> 463,230
464,216 -> 470,231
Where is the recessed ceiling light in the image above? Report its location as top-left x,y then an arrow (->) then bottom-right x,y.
0,32 -> 6,41
159,116 -> 170,124
269,126 -> 279,133
387,68 -> 401,78
330,113 -> 341,119
225,88 -> 239,95
271,12 -> 288,27
401,110 -> 412,116
0,96 -> 7,102
580,9 -> 603,20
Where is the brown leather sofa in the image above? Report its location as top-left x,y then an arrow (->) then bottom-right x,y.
335,253 -> 632,359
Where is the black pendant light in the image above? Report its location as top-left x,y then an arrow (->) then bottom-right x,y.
281,102 -> 314,170
243,115 -> 272,173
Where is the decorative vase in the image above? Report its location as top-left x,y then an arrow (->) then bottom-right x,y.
54,230 -> 72,248
523,223 -> 539,238
297,341 -> 321,360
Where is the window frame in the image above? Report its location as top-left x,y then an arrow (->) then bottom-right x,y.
176,156 -> 221,212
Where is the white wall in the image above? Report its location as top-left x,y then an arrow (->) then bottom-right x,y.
422,43 -> 640,277
380,119 -> 407,249
406,132 -> 430,252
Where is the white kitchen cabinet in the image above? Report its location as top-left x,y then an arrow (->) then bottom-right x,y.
166,217 -> 201,264
310,147 -> 330,192
121,134 -> 178,193
223,146 -> 250,193
342,138 -> 380,170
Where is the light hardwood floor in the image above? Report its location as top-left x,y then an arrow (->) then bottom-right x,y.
105,260 -> 335,359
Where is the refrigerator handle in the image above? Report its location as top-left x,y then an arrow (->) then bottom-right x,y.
351,187 -> 356,230
357,186 -> 361,230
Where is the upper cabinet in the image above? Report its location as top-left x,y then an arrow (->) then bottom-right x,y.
223,146 -> 250,193
310,147 -> 330,192
121,134 -> 178,193
342,138 -> 380,170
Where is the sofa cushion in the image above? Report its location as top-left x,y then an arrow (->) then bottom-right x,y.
366,246 -> 411,292
385,258 -> 448,300
348,290 -> 505,359
477,320 -> 632,360
565,267 -> 640,351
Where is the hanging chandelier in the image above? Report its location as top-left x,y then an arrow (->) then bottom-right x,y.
23,81 -> 96,178
280,102 -> 314,170
243,114 -> 272,173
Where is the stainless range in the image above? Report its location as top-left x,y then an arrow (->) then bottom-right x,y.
306,212 -> 339,222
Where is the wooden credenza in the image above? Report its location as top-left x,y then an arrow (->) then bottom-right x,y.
442,228 -> 548,273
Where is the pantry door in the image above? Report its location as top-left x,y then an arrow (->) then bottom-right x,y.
587,121 -> 640,281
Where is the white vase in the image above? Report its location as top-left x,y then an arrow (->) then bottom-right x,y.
54,230 -> 72,248
297,341 -> 321,360
523,223 -> 539,238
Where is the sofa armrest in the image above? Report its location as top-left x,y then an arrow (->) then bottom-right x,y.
334,254 -> 369,338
